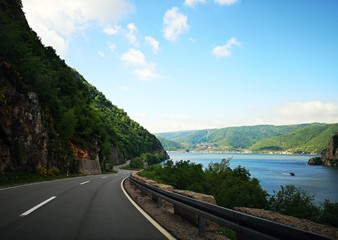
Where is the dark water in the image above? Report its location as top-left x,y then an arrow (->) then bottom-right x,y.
169,152 -> 338,204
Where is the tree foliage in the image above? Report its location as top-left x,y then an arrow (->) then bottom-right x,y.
141,159 -> 269,209
0,0 -> 167,173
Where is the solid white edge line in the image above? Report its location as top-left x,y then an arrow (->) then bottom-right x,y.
121,177 -> 176,240
20,196 -> 56,217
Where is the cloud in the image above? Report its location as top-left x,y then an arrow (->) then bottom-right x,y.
121,48 -> 160,80
184,0 -> 207,7
103,25 -> 121,35
97,51 -> 105,58
22,0 -> 134,57
121,48 -> 149,67
275,101 -> 338,123
163,7 -> 189,42
212,37 -> 240,58
215,0 -> 238,5
125,23 -> 139,46
133,68 -> 160,81
144,36 -> 160,54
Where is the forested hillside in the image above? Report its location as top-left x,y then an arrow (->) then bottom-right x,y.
157,123 -> 338,153
250,123 -> 338,153
0,0 -> 167,174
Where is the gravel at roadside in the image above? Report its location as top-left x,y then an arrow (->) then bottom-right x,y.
123,177 -> 230,240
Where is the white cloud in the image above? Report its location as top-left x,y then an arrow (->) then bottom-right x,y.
22,0 -> 134,57
215,0 -> 238,6
103,25 -> 121,35
133,68 -> 160,81
163,7 -> 189,42
212,37 -> 240,58
126,23 -> 138,46
144,36 -> 160,54
121,48 -> 148,67
121,48 -> 160,80
184,0 -> 207,7
275,101 -> 338,123
97,51 -> 105,58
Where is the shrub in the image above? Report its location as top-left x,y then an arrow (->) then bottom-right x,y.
319,199 -> 338,227
47,166 -> 61,176
268,185 -> 319,221
36,166 -> 47,176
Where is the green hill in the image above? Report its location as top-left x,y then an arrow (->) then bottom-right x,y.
0,0 -> 167,174
157,123 -> 337,153
250,123 -> 338,153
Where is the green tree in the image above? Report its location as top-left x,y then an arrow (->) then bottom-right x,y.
269,185 -> 319,221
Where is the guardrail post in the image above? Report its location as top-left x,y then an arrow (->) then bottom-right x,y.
141,188 -> 145,197
198,215 -> 206,237
157,197 -> 162,208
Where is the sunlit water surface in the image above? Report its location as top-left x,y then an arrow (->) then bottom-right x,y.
168,152 -> 338,204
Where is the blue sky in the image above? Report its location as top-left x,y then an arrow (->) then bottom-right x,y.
22,0 -> 338,133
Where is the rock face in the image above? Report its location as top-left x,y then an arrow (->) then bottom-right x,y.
0,66 -> 48,172
308,132 -> 338,167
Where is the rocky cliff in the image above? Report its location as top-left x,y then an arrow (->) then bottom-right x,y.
0,63 -> 48,172
0,0 -> 168,175
308,132 -> 338,167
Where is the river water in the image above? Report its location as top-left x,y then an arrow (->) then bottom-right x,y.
168,152 -> 338,204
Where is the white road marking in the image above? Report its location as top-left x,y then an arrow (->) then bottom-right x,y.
101,176 -> 108,179
121,177 -> 176,240
20,196 -> 56,217
80,181 -> 90,185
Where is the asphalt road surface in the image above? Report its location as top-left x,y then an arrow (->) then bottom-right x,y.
0,170 -> 168,240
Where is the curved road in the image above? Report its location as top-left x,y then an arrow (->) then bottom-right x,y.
0,169 -> 168,240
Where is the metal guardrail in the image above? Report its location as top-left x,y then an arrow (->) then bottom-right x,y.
129,176 -> 333,240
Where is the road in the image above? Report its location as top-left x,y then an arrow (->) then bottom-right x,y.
0,169 -> 168,240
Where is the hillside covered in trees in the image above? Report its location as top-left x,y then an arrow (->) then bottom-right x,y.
156,123 -> 338,153
0,0 -> 167,175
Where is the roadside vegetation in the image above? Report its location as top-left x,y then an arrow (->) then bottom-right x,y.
140,159 -> 338,228
120,153 -> 167,170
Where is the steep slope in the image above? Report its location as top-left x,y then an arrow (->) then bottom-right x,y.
0,0 -> 167,174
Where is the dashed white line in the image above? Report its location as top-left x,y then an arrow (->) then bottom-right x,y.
20,196 -> 56,217
80,181 -> 90,185
101,176 -> 108,179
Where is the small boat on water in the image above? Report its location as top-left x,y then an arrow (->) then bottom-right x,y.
290,172 -> 295,176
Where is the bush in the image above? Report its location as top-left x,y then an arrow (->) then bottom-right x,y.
36,166 -> 47,176
47,166 -> 61,176
268,185 -> 319,221
36,166 -> 61,176
129,157 -> 144,169
319,200 -> 338,227
141,159 -> 268,209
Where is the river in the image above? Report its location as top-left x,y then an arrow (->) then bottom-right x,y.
168,152 -> 338,204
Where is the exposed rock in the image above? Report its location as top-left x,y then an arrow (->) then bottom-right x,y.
0,65 -> 48,172
308,132 -> 338,167
308,157 -> 323,165
321,132 -> 338,167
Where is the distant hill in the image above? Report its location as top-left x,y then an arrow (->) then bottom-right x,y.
250,123 -> 338,153
156,123 -> 338,153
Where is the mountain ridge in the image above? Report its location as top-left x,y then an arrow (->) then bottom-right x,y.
156,123 -> 338,153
